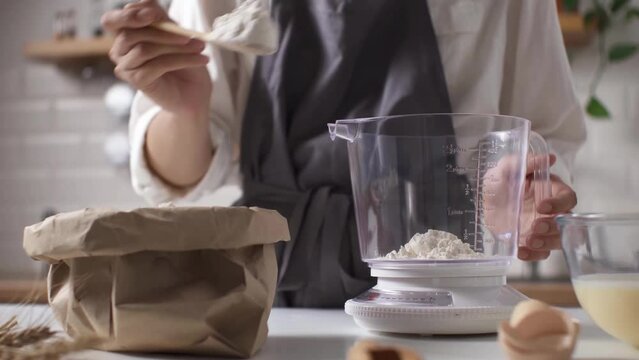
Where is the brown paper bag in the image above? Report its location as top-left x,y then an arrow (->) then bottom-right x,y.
23,206 -> 290,358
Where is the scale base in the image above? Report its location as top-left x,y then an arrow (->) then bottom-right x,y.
345,285 -> 527,335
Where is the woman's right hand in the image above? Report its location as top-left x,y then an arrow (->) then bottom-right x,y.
101,0 -> 212,118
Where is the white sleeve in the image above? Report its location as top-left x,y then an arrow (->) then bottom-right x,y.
129,0 -> 242,205
500,0 -> 587,185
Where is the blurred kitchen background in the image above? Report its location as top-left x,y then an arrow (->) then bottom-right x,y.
0,0 -> 637,303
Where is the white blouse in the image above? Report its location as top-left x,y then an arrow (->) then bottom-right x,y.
129,0 -> 587,206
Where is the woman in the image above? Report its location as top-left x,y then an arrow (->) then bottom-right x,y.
102,0 -> 586,307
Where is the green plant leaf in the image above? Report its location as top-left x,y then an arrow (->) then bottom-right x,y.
586,97 -> 611,119
626,7 -> 639,20
589,2 -> 610,32
563,0 -> 579,11
584,9 -> 598,26
611,0 -> 630,12
608,43 -> 638,62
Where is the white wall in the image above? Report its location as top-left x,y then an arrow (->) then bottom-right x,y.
0,1 -> 146,279
570,22 -> 639,213
528,9 -> 639,280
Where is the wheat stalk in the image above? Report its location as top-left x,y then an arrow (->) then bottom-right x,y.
0,337 -> 93,360
1,327 -> 56,348
0,301 -> 93,359
0,316 -> 93,360
0,317 -> 17,334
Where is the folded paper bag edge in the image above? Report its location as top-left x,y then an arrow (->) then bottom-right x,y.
23,206 -> 290,262
23,208 -> 112,263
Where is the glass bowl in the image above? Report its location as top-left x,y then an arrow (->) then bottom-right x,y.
557,213 -> 639,348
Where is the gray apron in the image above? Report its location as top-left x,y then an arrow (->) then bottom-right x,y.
237,0 -> 464,307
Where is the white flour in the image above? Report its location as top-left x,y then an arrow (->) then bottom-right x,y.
384,229 -> 484,260
209,0 -> 278,55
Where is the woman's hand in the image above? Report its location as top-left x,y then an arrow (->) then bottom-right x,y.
480,154 -> 577,261
101,0 -> 212,117
101,0 -> 215,188
517,156 -> 578,261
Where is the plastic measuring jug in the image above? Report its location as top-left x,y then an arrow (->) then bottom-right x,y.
328,114 -> 551,266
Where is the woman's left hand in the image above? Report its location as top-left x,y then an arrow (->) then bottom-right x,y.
517,162 -> 578,261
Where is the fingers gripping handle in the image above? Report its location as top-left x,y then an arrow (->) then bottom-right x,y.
529,131 -> 552,209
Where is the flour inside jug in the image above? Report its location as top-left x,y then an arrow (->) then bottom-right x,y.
383,229 -> 485,260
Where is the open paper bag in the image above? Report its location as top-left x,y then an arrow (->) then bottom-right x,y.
23,206 -> 290,358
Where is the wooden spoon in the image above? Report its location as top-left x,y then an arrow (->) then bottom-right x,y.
151,0 -> 277,55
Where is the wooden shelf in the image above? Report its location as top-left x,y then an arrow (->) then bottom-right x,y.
0,279 -> 580,312
559,12 -> 594,47
22,14 -> 588,63
24,37 -> 114,63
511,281 -> 579,307
0,280 -> 579,307
0,280 -> 47,304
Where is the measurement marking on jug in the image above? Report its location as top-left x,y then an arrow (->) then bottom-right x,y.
470,220 -> 495,229
482,140 -> 505,154
484,174 -> 499,183
472,154 -> 492,162
473,144 -> 488,253
448,208 -> 477,216
445,165 -> 476,174
442,144 -> 479,155
443,140 -> 505,156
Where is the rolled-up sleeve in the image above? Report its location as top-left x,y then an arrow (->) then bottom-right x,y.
129,96 -> 235,204
129,0 -> 244,205
500,0 -> 587,184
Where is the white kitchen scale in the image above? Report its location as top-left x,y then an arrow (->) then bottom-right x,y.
344,259 -> 528,335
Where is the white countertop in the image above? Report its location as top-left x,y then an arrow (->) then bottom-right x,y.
1,304 -> 637,360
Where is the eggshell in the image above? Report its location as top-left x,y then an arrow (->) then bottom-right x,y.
499,319 -> 580,360
509,300 -> 569,339
347,340 -> 422,360
500,323 -> 569,351
498,300 -> 580,360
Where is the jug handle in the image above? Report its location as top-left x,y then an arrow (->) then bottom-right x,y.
528,130 -> 552,217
